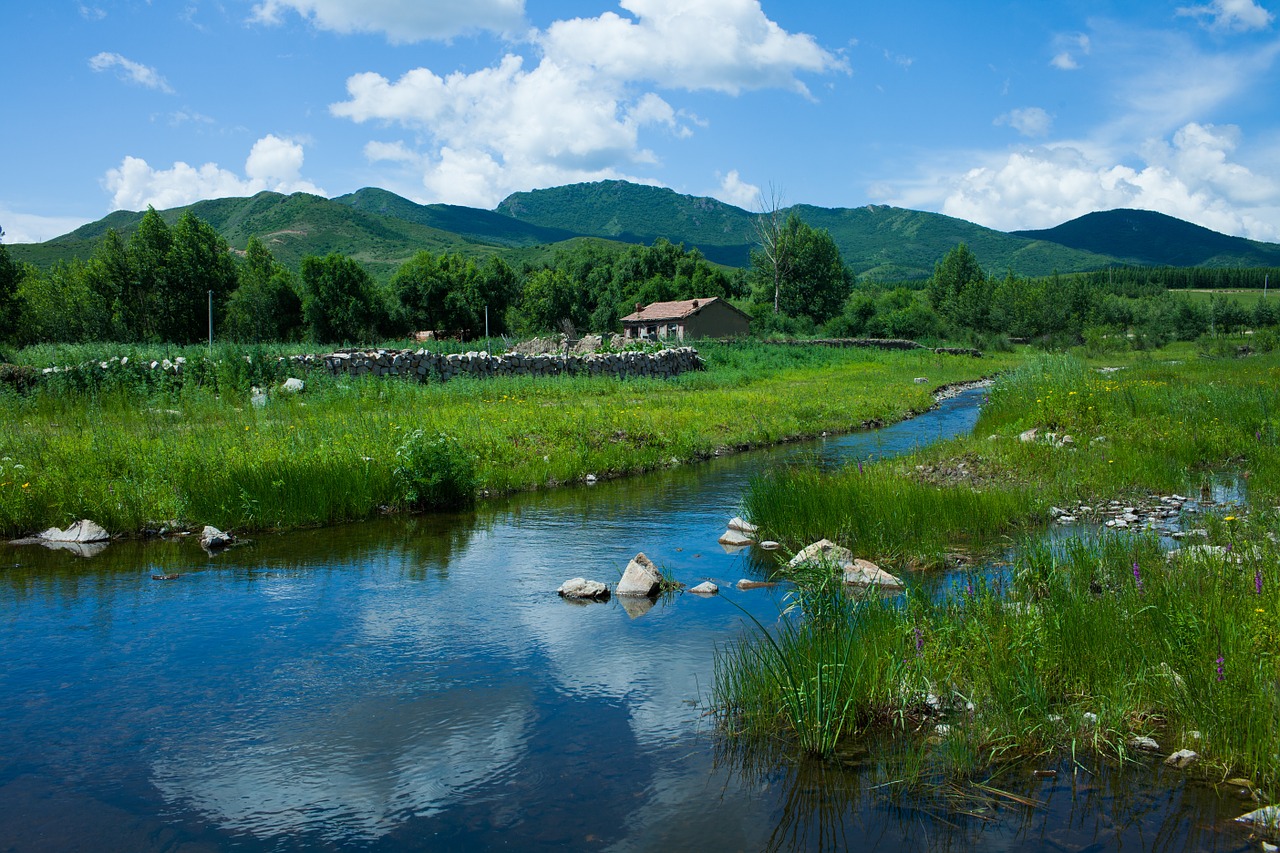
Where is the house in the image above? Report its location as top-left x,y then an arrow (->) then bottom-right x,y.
620,297 -> 750,342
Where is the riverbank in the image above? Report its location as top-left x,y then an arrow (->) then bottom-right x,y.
0,341 -> 1018,539
722,345 -> 1280,794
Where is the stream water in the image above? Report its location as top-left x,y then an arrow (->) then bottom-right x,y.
0,389 -> 1260,851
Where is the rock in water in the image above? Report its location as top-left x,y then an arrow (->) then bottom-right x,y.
200,525 -> 235,550
1235,805 -> 1280,830
557,578 -> 610,600
616,552 -> 662,597
39,519 -> 110,543
788,539 -> 854,569
717,529 -> 754,547
1164,749 -> 1198,769
843,558 -> 905,590
688,581 -> 719,595
727,516 -> 758,535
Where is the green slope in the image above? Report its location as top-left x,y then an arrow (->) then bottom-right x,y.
788,204 -> 1115,280
1013,209 -> 1280,268
496,180 -> 756,266
334,187 -> 581,248
495,181 -> 1116,279
11,192 -> 527,282
12,183 -> 1277,287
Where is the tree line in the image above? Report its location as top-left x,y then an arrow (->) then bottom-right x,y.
0,207 -> 857,347
1,209 -> 1275,350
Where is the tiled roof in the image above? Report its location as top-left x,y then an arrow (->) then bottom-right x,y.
620,297 -> 723,323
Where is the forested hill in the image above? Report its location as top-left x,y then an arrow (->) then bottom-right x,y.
1013,209 -> 1280,268
13,181 -> 1280,281
493,181 -> 1115,277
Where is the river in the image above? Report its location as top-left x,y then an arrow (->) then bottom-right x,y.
0,389 -> 1257,851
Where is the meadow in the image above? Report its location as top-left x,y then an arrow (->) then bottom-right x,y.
0,340 -> 1013,537
720,346 -> 1280,795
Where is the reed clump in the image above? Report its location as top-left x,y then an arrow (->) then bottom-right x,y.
720,345 -> 1280,788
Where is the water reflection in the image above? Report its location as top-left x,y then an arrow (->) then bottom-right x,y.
8,387 -> 1252,850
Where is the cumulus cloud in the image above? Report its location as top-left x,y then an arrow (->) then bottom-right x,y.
88,52 -> 174,93
995,107 -> 1053,138
924,123 -> 1280,241
1176,0 -> 1274,31
331,0 -> 843,206
712,170 -> 760,209
543,0 -> 844,96
250,0 -> 525,42
103,135 -> 326,211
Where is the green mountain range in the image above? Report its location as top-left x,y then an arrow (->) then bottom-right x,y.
1012,208 -> 1280,268
10,180 -> 1280,282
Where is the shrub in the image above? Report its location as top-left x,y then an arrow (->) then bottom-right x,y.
393,430 -> 477,511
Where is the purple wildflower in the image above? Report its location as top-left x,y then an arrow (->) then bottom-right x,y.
857,460 -> 864,475
1132,561 -> 1143,593
1256,568 -> 1264,595
1216,652 -> 1225,682
914,627 -> 924,656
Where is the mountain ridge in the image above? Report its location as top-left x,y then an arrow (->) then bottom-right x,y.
10,181 -> 1280,281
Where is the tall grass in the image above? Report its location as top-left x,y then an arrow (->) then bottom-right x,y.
720,346 -> 1280,787
716,525 -> 1280,787
0,341 -> 1014,536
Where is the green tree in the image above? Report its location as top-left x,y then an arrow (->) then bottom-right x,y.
163,211 -> 239,343
225,237 -> 303,342
515,267 -> 581,335
16,260 -> 110,344
127,207 -> 173,341
0,241 -> 25,343
927,243 -> 992,332
751,214 -> 851,325
300,253 -> 383,344
84,228 -> 136,340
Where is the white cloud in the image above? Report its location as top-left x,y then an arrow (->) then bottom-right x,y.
995,107 -> 1053,138
79,4 -> 106,21
1050,51 -> 1079,70
0,207 -> 93,244
712,170 -> 760,209
250,0 -> 526,42
331,0 -> 842,207
1177,0 -> 1274,31
542,0 -> 845,96
915,123 -> 1280,241
103,135 -> 326,211
1049,33 -> 1090,70
88,52 -> 175,93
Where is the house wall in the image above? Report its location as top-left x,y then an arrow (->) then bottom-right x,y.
684,301 -> 749,339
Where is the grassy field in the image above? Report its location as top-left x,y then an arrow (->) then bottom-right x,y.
719,344 -> 1280,792
0,341 -> 1013,537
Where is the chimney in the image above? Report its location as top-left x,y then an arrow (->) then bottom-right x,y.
635,302 -> 643,313
692,300 -> 699,309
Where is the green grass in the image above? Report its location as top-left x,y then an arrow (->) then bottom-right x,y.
719,343 -> 1280,791
0,340 -> 1014,537
716,527 -> 1280,789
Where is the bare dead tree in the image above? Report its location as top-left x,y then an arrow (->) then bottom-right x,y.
753,185 -> 792,314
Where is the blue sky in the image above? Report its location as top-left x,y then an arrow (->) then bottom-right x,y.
3,0 -> 1279,244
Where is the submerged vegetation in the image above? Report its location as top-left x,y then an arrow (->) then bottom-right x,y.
719,347 -> 1280,794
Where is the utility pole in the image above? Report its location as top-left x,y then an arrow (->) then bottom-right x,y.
208,290 -> 213,352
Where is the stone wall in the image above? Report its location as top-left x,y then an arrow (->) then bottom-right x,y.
312,346 -> 704,380
32,346 -> 705,385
